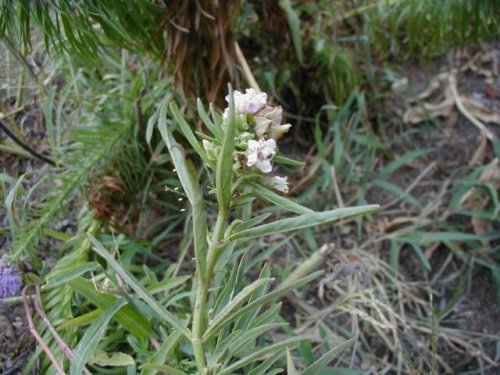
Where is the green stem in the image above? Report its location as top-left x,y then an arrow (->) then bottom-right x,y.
206,210 -> 228,278
192,209 -> 228,374
192,279 -> 208,373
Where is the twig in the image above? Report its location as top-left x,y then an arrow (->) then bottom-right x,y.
448,74 -> 495,141
234,42 -> 261,92
33,288 -> 93,375
22,287 -> 66,375
0,119 -> 56,166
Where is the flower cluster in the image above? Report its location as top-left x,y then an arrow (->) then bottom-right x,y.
221,88 -> 291,193
0,256 -> 22,300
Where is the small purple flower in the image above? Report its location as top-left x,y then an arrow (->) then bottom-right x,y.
0,256 -> 22,300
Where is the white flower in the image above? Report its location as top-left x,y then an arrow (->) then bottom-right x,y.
246,138 -> 276,173
226,88 -> 267,114
265,176 -> 289,193
254,105 -> 292,140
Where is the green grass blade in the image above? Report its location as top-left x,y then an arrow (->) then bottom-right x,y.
377,149 -> 431,179
373,179 -> 422,208
70,298 -> 127,375
279,0 -> 303,63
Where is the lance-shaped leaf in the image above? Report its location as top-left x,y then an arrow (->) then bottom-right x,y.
273,154 -> 305,166
219,336 -> 309,375
197,98 -> 223,140
207,278 -> 274,338
89,234 -> 190,337
228,205 -> 379,242
249,182 -> 313,215
216,85 -> 236,210
302,337 -> 356,375
158,99 -> 208,277
70,298 -> 127,375
204,272 -> 322,340
68,277 -> 152,340
169,102 -> 209,164
45,261 -> 101,285
140,330 -> 183,375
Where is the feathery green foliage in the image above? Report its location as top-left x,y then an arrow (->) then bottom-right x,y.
0,0 -> 164,59
8,54 -> 146,261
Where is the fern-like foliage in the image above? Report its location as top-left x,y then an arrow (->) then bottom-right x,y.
28,209 -> 99,375
8,47 -> 157,261
0,0 -> 164,59
10,123 -> 129,260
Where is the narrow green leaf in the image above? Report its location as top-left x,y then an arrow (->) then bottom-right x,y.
396,231 -> 499,244
246,350 -> 285,375
216,85 -> 236,210
373,179 -> 421,208
89,235 -> 190,337
378,149 -> 431,178
140,364 -> 188,375
197,98 -> 223,139
219,336 -> 308,375
158,99 -> 208,277
140,331 -> 183,375
88,350 -> 135,367
5,175 -> 25,241
206,278 -> 274,339
228,205 -> 379,242
58,308 -> 102,330
69,278 -> 152,340
45,262 -> 101,285
223,323 -> 287,363
146,104 -> 161,145
44,81 -> 58,163
287,348 -> 300,375
409,243 -> 431,271
302,338 -> 356,375
146,275 -> 190,295
232,214 -> 272,233
274,154 -> 305,166
249,182 -> 314,214
279,0 -> 303,63
205,272 -> 321,340
70,298 -> 127,375
169,102 -> 209,164
250,303 -> 283,329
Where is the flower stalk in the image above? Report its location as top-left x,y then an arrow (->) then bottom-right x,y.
158,85 -> 378,374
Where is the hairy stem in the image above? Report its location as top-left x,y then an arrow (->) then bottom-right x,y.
192,209 -> 228,374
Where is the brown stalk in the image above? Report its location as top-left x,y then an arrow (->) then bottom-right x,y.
22,287 -> 65,375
